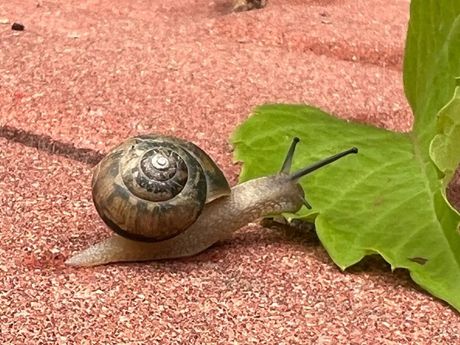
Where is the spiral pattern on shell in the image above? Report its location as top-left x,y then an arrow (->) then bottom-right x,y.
91,135 -> 230,242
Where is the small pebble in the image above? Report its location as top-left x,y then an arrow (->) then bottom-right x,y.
67,32 -> 80,39
0,18 -> 10,24
12,22 -> 25,31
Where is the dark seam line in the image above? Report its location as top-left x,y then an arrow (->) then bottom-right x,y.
0,125 -> 105,166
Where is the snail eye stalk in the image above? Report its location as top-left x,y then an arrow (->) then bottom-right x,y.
280,137 -> 300,174
289,147 -> 358,181
281,140 -> 358,209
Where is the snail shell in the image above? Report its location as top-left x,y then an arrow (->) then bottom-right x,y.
91,134 -> 231,242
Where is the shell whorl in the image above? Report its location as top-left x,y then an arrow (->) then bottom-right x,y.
91,135 -> 231,242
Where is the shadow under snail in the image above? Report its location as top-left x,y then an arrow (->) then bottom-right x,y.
65,134 -> 358,267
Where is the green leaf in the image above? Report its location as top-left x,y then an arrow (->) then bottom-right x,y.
232,105 -> 460,309
430,80 -> 460,189
231,1 -> 460,310
403,1 -> 460,138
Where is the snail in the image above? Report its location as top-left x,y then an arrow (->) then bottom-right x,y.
65,134 -> 357,267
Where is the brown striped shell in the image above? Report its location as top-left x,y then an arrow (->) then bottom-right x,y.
91,135 -> 231,242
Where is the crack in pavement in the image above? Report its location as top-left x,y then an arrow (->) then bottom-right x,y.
0,125 -> 104,165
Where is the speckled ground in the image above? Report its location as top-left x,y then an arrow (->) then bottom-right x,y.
1,0 -> 459,344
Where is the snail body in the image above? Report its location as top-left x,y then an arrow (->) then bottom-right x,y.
66,135 -> 357,267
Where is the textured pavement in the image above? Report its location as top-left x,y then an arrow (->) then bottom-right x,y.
1,0 -> 459,344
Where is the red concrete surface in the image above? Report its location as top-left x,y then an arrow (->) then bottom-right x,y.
1,0 -> 459,344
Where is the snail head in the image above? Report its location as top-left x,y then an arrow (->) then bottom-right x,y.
279,137 -> 358,209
